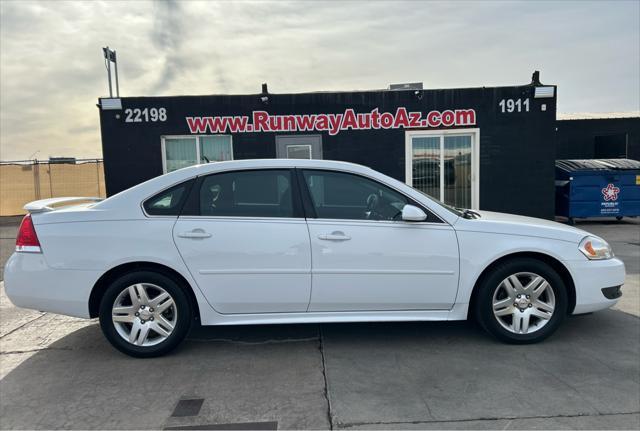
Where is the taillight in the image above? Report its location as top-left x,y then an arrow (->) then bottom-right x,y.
16,214 -> 42,253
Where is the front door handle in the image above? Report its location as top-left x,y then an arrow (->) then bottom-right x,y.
178,229 -> 212,239
318,231 -> 351,241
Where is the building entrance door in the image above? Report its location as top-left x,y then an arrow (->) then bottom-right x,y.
276,135 -> 323,159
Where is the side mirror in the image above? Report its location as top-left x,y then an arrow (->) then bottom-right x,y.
401,204 -> 427,222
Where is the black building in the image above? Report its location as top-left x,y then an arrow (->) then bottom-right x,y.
556,114 -> 640,160
99,75 -> 559,219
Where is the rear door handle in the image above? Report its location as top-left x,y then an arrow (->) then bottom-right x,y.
178,229 -> 212,239
318,231 -> 351,241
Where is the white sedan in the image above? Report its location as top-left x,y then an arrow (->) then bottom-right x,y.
4,159 -> 625,357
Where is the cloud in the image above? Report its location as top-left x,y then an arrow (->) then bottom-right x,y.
0,0 -> 638,160
148,0 -> 185,93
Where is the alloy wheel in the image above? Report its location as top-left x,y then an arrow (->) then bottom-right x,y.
491,272 -> 556,335
111,283 -> 178,346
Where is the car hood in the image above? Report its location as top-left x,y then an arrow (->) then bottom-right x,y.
453,210 -> 590,243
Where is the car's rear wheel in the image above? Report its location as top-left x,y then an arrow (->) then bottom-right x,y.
99,271 -> 192,357
475,258 -> 567,343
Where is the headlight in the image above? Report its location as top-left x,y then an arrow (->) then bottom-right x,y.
579,236 -> 614,260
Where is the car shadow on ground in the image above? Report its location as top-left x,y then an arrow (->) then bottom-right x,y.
2,309 -> 639,429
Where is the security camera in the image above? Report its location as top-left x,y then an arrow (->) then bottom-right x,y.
260,96 -> 269,103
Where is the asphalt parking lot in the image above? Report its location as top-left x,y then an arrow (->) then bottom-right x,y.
1,216 -> 638,429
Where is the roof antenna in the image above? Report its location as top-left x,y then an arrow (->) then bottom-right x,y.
531,70 -> 542,86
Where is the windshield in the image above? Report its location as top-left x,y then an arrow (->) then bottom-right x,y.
413,189 -> 463,216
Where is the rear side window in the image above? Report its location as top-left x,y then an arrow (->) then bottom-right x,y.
143,180 -> 193,216
196,169 -> 297,218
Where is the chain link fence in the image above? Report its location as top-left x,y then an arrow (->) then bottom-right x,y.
0,159 -> 105,216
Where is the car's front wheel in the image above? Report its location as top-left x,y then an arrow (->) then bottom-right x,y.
99,271 -> 192,357
475,258 -> 568,343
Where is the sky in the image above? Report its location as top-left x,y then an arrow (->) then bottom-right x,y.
0,0 -> 639,161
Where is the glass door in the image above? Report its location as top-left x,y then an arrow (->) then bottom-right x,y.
443,135 -> 472,208
406,131 -> 477,209
411,136 -> 441,202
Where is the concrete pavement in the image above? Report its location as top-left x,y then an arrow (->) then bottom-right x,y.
1,306 -> 638,429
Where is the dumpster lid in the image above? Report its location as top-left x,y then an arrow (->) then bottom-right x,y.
597,159 -> 640,169
556,159 -> 640,171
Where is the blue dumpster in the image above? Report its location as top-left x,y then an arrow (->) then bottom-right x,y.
555,159 -> 640,224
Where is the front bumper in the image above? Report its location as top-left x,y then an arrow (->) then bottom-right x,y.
566,257 -> 626,314
4,252 -> 101,318
601,285 -> 623,300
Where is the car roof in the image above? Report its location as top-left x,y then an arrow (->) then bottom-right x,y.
147,159 -> 377,186
190,159 -> 371,175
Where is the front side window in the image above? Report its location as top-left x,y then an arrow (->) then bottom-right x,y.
143,180 -> 193,216
198,170 -> 296,218
163,136 -> 233,173
302,170 -> 410,221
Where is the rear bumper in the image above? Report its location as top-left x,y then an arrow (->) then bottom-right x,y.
3,252 -> 101,318
567,257 -> 626,314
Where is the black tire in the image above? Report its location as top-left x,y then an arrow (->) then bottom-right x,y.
475,258 -> 568,344
99,270 -> 192,358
